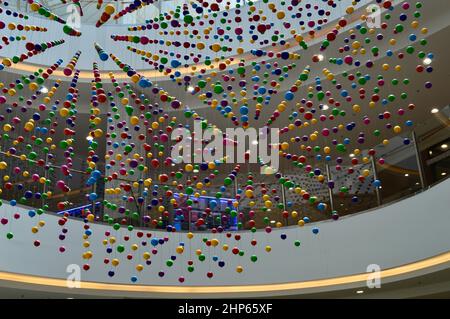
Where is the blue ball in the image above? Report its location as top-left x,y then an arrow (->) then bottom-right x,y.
99,52 -> 109,61
285,91 -> 294,100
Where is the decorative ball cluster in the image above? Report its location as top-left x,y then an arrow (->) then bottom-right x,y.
0,0 -> 436,283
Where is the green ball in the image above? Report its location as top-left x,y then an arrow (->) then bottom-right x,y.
223,177 -> 232,186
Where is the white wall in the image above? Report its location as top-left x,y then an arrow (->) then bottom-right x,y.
0,179 -> 449,287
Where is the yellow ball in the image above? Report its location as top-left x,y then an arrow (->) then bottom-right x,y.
60,108 -> 70,117
3,124 -> 12,132
24,122 -> 34,132
236,266 -> 244,273
265,246 -> 272,252
104,4 -> 116,15
211,239 -> 219,247
211,43 -> 221,52
176,246 -> 184,254
130,116 -> 139,125
130,74 -> 140,83
276,11 -> 285,19
29,82 -> 38,91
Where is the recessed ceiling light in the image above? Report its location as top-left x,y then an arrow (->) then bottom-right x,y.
441,144 -> 448,150
39,86 -> 48,94
442,172 -> 447,176
423,57 -> 432,65
404,173 -> 409,177
431,108 -> 439,114
356,290 -> 364,294
187,86 -> 195,93
429,150 -> 433,155
416,182 -> 420,185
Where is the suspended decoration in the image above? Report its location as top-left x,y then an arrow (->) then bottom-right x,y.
0,0 -> 436,283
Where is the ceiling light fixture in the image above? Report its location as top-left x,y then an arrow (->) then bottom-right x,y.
441,144 -> 448,150
39,86 -> 48,94
356,290 -> 364,294
186,86 -> 195,93
431,108 -> 439,114
404,173 -> 409,177
441,172 -> 447,176
423,58 -> 432,65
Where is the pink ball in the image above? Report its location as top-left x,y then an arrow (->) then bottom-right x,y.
56,180 -> 65,189
160,134 -> 169,142
63,68 -> 73,76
